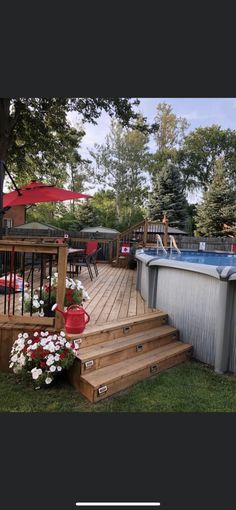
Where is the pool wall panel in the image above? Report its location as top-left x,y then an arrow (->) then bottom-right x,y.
154,267 -> 217,365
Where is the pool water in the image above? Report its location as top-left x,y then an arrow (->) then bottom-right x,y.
143,249 -> 236,267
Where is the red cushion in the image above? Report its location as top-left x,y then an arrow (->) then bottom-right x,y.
85,241 -> 98,254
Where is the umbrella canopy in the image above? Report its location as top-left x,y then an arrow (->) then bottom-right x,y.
3,181 -> 91,207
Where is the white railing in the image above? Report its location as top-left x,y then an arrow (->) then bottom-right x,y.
156,234 -> 168,255
169,235 -> 181,254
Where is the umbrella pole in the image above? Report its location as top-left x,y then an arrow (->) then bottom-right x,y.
0,160 -> 5,239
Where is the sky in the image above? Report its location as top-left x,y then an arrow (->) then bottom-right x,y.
69,98 -> 236,202
72,98 -> 236,160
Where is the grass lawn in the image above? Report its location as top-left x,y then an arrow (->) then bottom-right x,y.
0,360 -> 236,412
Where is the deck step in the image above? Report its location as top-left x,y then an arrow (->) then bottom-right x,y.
78,325 -> 178,373
73,341 -> 192,402
67,311 -> 168,348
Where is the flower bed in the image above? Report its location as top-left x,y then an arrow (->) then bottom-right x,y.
9,329 -> 80,389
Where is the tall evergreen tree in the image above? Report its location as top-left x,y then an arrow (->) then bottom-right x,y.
148,160 -> 188,228
196,158 -> 236,236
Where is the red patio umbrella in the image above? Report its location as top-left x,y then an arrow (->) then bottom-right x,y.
3,181 -> 91,207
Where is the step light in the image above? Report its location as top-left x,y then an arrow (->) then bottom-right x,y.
97,385 -> 108,396
85,360 -> 94,369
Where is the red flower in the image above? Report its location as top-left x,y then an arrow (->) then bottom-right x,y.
60,352 -> 66,359
40,361 -> 46,368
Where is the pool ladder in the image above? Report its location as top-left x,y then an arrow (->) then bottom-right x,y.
169,235 -> 181,254
156,234 -> 168,255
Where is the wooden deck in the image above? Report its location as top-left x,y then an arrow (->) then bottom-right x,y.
79,264 -> 155,327
0,264 -> 155,327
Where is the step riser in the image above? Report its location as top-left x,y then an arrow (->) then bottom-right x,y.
78,351 -> 191,402
79,316 -> 168,348
80,333 -> 178,374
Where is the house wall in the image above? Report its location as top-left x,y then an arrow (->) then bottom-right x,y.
4,205 -> 26,227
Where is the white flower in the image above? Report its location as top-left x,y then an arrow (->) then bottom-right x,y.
23,333 -> 29,339
27,339 -> 32,344
49,365 -> 56,372
47,342 -> 55,353
40,338 -> 48,346
33,332 -> 39,337
9,362 -> 14,368
33,300 -> 40,309
11,354 -> 18,363
53,334 -> 58,340
65,342 -> 71,349
54,354 -> 60,361
57,366 -> 62,372
31,368 -> 42,380
45,377 -> 53,385
55,345 -> 60,351
18,333 -> 23,338
60,331 -> 65,337
46,356 -> 54,366
39,300 -> 44,305
54,273 -> 58,278
31,343 -> 39,350
18,354 -> 26,366
44,331 -> 49,336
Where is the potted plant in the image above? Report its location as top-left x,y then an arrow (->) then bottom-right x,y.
9,329 -> 81,389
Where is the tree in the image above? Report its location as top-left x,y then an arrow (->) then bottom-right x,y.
0,97 -> 154,170
154,102 -> 189,152
76,201 -> 100,230
0,97 -> 158,230
179,125 -> 236,190
148,103 -> 189,199
148,160 -> 188,228
91,190 -> 118,228
195,158 -> 236,236
89,119 -> 149,229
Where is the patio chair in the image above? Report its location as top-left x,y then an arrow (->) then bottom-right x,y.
68,252 -> 94,281
90,247 -> 102,276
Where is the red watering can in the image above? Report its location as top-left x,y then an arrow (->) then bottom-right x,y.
52,304 -> 90,334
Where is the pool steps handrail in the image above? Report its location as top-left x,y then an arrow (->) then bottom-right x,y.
169,235 -> 181,254
156,234 -> 168,255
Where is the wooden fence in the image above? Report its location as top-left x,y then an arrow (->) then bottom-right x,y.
178,236 -> 236,252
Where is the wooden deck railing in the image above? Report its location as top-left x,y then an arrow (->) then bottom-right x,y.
115,220 -> 168,261
0,241 -> 67,330
4,235 -> 118,264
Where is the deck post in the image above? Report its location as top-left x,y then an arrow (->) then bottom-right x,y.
116,235 -> 120,262
163,219 -> 169,247
55,244 -> 68,331
109,241 -> 113,263
143,219 -> 148,247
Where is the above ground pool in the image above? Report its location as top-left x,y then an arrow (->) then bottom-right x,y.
142,248 -> 236,267
135,248 -> 236,375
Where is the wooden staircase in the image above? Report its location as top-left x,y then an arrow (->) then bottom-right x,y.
68,311 -> 192,402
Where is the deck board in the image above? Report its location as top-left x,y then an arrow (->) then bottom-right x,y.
0,264 -> 157,328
